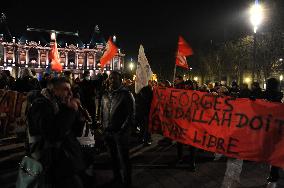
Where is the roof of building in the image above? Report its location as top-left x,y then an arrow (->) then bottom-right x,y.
19,28 -> 85,48
89,25 -> 106,48
57,33 -> 84,48
19,30 -> 50,46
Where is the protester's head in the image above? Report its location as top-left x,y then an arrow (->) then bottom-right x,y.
241,83 -> 249,90
217,86 -> 229,96
109,71 -> 122,91
64,71 -> 72,78
3,70 -> 11,77
74,77 -> 80,84
50,77 -> 72,104
207,82 -> 214,90
231,81 -> 238,88
184,80 -> 193,90
43,73 -> 51,80
192,80 -> 199,90
266,78 -> 279,92
83,71 -> 90,80
251,82 -> 260,90
20,68 -> 33,78
199,84 -> 209,92
214,81 -> 220,88
174,75 -> 183,85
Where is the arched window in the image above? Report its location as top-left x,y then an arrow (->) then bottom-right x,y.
28,48 -> 38,67
68,51 -> 76,69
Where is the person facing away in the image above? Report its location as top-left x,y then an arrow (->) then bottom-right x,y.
26,77 -> 87,188
15,68 -> 41,92
251,82 -> 263,99
239,83 -> 251,98
265,78 -> 283,184
135,80 -> 153,146
101,71 -> 135,187
229,81 -> 240,98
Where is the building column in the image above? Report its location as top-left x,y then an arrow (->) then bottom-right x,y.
3,46 -> 6,63
38,49 -> 41,68
25,49 -> 29,65
86,53 -> 89,68
76,53 -> 79,69
18,50 -> 21,65
46,50 -> 49,66
65,52 -> 68,67
12,47 -> 15,63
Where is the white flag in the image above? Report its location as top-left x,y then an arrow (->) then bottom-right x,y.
135,45 -> 153,94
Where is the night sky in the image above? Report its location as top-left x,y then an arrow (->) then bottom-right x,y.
2,0 -> 279,79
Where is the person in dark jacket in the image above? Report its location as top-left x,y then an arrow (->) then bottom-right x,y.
27,77 -> 87,188
101,71 -> 135,187
79,71 -> 97,132
229,81 -> 240,98
15,68 -> 41,92
239,83 -> 251,98
40,73 -> 51,89
174,76 -> 197,172
251,82 -> 263,99
135,80 -> 153,146
265,78 -> 283,184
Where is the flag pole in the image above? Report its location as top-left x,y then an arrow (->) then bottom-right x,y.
173,64 -> 177,85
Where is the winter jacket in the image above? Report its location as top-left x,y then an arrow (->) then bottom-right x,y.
101,86 -> 135,133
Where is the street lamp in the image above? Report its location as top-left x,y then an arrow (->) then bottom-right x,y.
250,1 -> 263,34
129,58 -> 135,71
244,77 -> 251,84
250,0 -> 263,82
129,63 -> 134,71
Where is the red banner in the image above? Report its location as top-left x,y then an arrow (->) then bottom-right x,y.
149,87 -> 284,168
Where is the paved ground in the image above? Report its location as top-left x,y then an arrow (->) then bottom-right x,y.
0,135 -> 284,188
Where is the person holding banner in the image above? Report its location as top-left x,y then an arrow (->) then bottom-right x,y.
265,78 -> 283,184
174,76 -> 197,172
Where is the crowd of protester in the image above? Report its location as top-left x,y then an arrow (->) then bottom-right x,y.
0,68 -> 283,187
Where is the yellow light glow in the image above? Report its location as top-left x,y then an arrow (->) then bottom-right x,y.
280,75 -> 283,81
51,33 -> 56,40
193,77 -> 198,81
151,74 -> 157,82
244,77 -> 251,83
129,63 -> 134,71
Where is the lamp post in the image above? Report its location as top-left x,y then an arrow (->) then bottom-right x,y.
250,0 -> 263,82
280,75 -> 283,91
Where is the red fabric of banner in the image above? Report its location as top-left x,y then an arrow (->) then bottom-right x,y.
149,87 -> 284,168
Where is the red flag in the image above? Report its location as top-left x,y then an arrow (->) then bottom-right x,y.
100,37 -> 118,68
49,40 -> 62,72
176,36 -> 193,69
